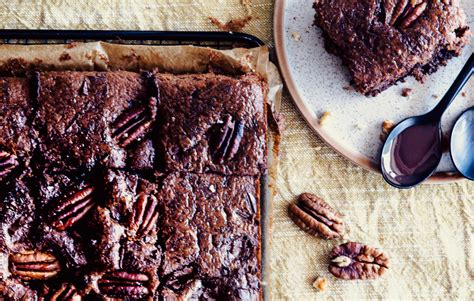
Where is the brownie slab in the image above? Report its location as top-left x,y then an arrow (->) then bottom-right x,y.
158,172 -> 261,300
155,73 -> 267,175
0,70 -> 268,300
314,0 -> 470,95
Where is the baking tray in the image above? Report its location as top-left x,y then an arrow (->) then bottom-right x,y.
0,29 -> 273,300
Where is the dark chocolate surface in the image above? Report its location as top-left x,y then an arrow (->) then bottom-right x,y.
313,0 -> 470,95
0,71 -> 266,300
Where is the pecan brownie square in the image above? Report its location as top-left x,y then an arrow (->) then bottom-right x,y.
0,77 -> 36,180
35,71 -> 156,171
84,170 -> 161,299
158,172 -> 261,300
154,73 -> 267,176
314,0 -> 470,95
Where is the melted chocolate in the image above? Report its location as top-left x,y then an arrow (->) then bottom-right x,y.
385,123 -> 442,186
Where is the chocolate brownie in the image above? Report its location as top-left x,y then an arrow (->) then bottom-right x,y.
314,0 -> 470,95
35,71 -> 156,171
0,77 -> 36,181
0,70 -> 267,300
155,73 -> 267,175
158,172 -> 261,300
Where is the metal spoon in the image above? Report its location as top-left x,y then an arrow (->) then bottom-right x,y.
380,54 -> 474,188
450,106 -> 474,180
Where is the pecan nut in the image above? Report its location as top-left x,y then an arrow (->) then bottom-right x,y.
130,193 -> 159,237
328,242 -> 389,280
9,251 -> 61,280
112,97 -> 157,147
98,271 -> 150,297
209,114 -> 245,162
388,0 -> 427,29
0,150 -> 18,178
288,193 -> 345,239
50,186 -> 95,231
39,283 -> 80,301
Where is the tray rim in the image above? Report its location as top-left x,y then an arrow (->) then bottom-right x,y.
273,0 -> 464,184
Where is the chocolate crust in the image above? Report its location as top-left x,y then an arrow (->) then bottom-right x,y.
0,71 -> 267,299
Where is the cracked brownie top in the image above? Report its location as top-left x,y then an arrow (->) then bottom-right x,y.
314,0 -> 470,95
0,70 -> 267,300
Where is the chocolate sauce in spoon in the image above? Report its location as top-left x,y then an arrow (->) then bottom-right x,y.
385,123 -> 442,186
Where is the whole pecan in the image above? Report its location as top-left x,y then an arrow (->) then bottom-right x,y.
328,242 -> 389,280
388,0 -> 427,29
98,270 -> 150,297
39,283 -> 80,301
0,150 -> 18,178
209,114 -> 245,162
112,97 -> 157,147
130,193 -> 159,237
9,251 -> 61,280
50,186 -> 95,231
288,193 -> 345,239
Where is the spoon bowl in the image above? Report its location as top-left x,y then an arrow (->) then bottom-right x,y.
381,116 -> 442,188
450,107 -> 474,180
380,54 -> 473,188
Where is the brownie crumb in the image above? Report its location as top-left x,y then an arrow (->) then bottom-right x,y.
59,52 -> 72,62
401,88 -> 412,97
291,32 -> 301,42
461,91 -> 467,97
209,16 -> 252,32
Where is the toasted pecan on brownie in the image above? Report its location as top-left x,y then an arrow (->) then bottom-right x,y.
154,73 -> 267,175
314,0 -> 470,95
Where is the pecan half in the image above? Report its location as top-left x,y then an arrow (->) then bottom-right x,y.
130,193 -> 159,237
98,271 -> 150,297
50,186 -> 95,231
389,0 -> 427,29
112,97 -> 157,147
328,242 -> 389,280
0,150 -> 18,178
9,251 -> 61,280
39,283 -> 80,301
288,193 -> 345,239
209,114 -> 245,162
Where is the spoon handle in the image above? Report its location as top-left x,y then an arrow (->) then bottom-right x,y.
430,53 -> 474,120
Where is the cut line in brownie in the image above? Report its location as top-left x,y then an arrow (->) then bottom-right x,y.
314,0 -> 470,95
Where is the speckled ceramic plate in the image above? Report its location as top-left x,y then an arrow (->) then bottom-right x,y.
274,0 -> 473,182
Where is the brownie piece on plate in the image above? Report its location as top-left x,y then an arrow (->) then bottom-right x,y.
35,71 -> 156,171
154,73 -> 267,175
0,77 -> 36,181
158,172 -> 261,300
313,0 -> 470,95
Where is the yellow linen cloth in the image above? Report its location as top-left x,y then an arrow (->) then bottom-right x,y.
0,1 -> 472,299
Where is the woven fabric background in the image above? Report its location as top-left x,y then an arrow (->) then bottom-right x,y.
0,1 -> 472,300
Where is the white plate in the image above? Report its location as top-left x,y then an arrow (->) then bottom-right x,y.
274,0 -> 473,182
